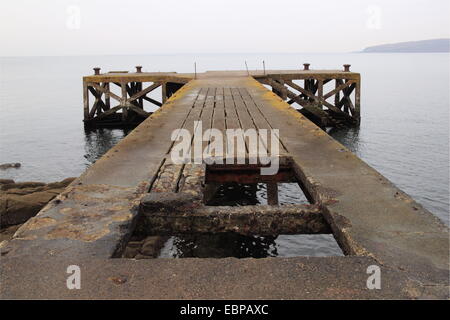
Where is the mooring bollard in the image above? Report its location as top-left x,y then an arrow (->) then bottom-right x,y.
303,63 -> 310,71
343,64 -> 351,72
136,66 -> 142,73
93,67 -> 101,75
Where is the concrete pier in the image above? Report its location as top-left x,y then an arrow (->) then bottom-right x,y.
0,68 -> 448,299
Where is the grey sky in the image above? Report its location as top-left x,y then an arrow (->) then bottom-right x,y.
0,0 -> 449,56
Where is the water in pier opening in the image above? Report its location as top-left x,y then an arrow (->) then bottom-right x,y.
203,162 -> 313,206
205,182 -> 310,206
157,233 -> 343,258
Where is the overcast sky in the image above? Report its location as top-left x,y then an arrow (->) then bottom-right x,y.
0,0 -> 449,56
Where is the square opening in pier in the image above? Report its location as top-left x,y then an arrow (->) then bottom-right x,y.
121,233 -> 344,259
204,163 -> 313,206
119,162 -> 345,259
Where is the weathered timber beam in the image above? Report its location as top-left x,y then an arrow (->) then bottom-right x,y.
267,78 -> 329,119
284,80 -> 354,121
83,81 -> 89,120
142,95 -> 163,107
205,167 -> 295,184
121,83 -> 128,121
92,105 -> 123,120
90,83 -> 122,102
88,84 -> 108,117
127,105 -> 151,117
139,193 -> 330,235
89,99 -> 107,118
323,80 -> 355,100
128,82 -> 161,102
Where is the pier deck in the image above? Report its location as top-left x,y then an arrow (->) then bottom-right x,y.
1,70 -> 448,299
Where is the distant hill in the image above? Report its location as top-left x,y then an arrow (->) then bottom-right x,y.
362,38 -> 450,53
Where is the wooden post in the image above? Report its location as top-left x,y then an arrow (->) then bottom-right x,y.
267,183 -> 279,205
335,79 -> 341,110
138,82 -> 143,108
317,79 -> 323,110
104,82 -> 110,110
83,81 -> 90,121
343,79 -> 349,114
355,78 -> 361,123
121,82 -> 128,122
162,82 -> 167,104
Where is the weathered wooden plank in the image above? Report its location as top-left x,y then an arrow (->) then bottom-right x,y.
224,87 -> 246,163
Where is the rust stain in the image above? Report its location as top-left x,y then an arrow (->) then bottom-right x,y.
45,223 -> 110,242
108,276 -> 127,285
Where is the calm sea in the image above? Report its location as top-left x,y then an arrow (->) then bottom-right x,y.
0,53 -> 448,256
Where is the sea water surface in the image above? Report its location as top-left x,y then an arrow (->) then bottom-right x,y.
0,53 -> 448,256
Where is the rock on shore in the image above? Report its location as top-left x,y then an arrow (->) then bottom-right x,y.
0,177 -> 76,228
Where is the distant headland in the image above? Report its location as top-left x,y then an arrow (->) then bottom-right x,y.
362,38 -> 450,53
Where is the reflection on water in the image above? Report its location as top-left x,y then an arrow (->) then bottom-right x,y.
158,233 -> 344,258
159,233 -> 278,259
83,128 -> 132,164
327,127 -> 363,155
207,182 -> 310,206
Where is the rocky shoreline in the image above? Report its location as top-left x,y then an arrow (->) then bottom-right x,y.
0,177 -> 76,242
0,177 -> 169,259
